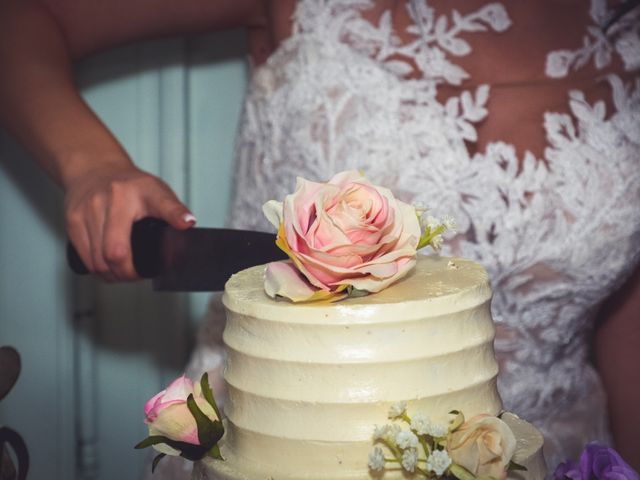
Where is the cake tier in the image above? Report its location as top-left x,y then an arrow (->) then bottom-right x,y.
200,255 -> 507,479
194,413 -> 545,480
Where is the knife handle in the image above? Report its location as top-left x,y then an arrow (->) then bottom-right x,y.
66,217 -> 167,278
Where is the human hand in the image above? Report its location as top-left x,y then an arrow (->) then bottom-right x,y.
64,163 -> 195,282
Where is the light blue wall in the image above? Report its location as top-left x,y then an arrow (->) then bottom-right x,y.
0,31 -> 247,479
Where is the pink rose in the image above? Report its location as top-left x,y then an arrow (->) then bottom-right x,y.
262,171 -> 421,302
143,375 -> 220,456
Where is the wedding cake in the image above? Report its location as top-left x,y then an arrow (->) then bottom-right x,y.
193,255 -> 546,480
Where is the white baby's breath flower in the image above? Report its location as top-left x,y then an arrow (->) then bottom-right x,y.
410,413 -> 430,435
432,235 -> 444,250
426,450 -> 452,476
424,215 -> 440,230
401,448 -> 419,472
395,430 -> 419,450
372,424 -> 392,441
368,447 -> 386,471
442,215 -> 457,232
411,414 -> 449,437
427,423 -> 448,438
372,424 -> 387,440
388,401 -> 407,419
386,424 -> 402,443
374,424 -> 402,445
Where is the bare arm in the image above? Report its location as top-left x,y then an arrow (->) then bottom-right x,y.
595,266 -> 640,469
0,0 -> 265,280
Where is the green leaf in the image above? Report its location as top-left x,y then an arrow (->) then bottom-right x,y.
187,394 -> 218,446
135,435 -> 173,450
508,460 -> 528,472
449,463 -> 477,480
449,410 -> 465,432
347,287 -> 370,298
208,443 -> 224,461
200,372 -> 223,421
187,395 -> 225,450
211,421 -> 225,445
151,453 -> 166,473
135,434 -> 210,461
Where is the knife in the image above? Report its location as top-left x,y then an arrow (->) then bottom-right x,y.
67,218 -> 287,291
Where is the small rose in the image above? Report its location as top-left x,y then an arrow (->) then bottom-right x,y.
554,443 -> 639,480
447,414 -> 516,480
136,373 -> 224,471
262,171 -> 421,302
143,375 -> 219,455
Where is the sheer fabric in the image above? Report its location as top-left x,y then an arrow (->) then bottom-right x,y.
154,0 -> 640,475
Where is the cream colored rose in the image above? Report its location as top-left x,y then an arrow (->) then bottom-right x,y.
447,414 -> 516,479
262,171 -> 421,302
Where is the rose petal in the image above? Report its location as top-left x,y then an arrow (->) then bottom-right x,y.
262,200 -> 283,229
348,257 -> 416,292
150,403 -> 201,445
144,389 -> 167,419
162,375 -> 196,402
264,261 -> 332,302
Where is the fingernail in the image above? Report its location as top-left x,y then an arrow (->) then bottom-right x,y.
182,213 -> 197,224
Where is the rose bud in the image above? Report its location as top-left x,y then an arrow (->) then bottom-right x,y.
447,414 -> 517,480
143,375 -> 221,457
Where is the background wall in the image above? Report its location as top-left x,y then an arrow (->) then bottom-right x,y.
0,31 -> 247,480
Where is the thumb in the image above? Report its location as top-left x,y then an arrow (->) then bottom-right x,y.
149,194 -> 197,230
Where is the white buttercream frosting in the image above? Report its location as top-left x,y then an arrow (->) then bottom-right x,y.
195,255 -> 545,479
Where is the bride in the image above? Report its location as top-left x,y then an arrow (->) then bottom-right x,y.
1,0 -> 639,472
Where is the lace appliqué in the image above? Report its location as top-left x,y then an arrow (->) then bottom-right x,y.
546,0 -> 640,77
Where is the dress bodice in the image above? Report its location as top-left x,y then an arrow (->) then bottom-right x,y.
227,0 -> 640,467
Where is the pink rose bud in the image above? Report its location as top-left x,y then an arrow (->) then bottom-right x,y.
143,375 -> 220,456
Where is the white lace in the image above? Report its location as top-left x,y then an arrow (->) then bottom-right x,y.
188,0 -> 640,469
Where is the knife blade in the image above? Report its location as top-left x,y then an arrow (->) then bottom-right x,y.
67,217 -> 287,291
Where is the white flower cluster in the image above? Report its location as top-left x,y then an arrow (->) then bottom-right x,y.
368,405 -> 459,478
416,209 -> 457,251
402,448 -> 419,472
388,401 -> 407,419
426,450 -> 452,476
395,430 -> 419,449
410,414 -> 448,437
368,447 -> 386,471
372,423 -> 401,443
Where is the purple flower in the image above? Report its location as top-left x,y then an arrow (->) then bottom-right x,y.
581,443 -> 639,480
554,443 -> 640,480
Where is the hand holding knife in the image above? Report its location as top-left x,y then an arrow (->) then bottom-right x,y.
67,218 -> 286,291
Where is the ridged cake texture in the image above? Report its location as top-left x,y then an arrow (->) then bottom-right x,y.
200,255 -> 504,479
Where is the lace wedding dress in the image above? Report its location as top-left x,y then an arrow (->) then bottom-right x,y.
148,0 -> 640,476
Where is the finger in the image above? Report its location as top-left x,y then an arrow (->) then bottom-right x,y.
85,198 -> 115,281
147,190 -> 196,230
103,201 -> 138,281
67,215 -> 94,273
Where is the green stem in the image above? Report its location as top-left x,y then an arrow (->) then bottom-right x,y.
415,465 -> 431,477
419,435 -> 432,457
